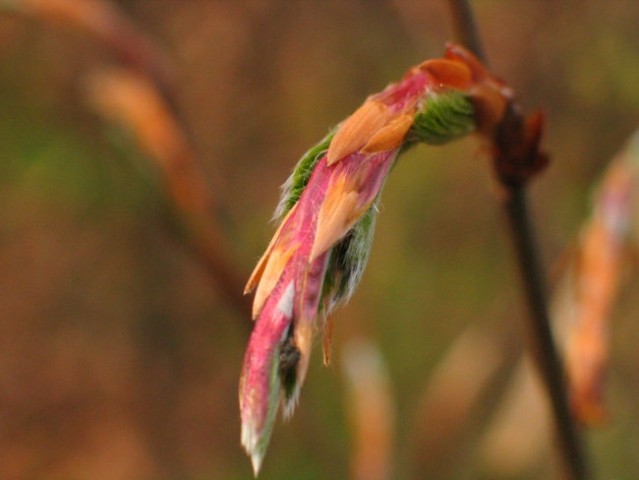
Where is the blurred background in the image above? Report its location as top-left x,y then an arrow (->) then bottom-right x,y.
1,1 -> 639,479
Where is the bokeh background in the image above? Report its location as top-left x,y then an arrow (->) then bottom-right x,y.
1,1 -> 639,479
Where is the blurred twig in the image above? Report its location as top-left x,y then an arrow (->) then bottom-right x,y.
2,0 -> 174,98
342,338 -> 395,480
479,357 -> 552,478
446,0 -> 485,62
3,0 -> 251,319
412,327 -> 520,478
85,68 -> 250,317
446,1 -> 589,479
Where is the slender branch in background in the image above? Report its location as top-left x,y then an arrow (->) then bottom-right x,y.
85,69 -> 250,317
2,0 -> 174,97
342,339 -> 395,480
2,0 -> 251,320
446,1 -> 589,479
446,0 -> 486,63
412,327 -> 521,478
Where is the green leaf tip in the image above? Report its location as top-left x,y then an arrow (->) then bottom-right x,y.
409,90 -> 476,145
274,130 -> 335,220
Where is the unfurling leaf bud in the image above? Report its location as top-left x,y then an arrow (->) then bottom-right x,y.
239,43 -> 518,475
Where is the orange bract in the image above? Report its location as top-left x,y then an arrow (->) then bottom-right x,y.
245,204 -> 299,318
362,113 -> 414,154
311,176 -> 361,260
327,99 -> 393,165
417,58 -> 472,90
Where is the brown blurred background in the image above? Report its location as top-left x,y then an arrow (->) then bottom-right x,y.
1,1 -> 639,479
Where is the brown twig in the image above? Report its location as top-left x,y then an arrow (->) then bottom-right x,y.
3,0 -> 251,320
446,0 -> 485,63
412,326 -> 521,478
446,1 -> 589,479
84,68 -> 250,319
3,0 -> 174,95
502,188 -> 588,480
342,338 -> 395,480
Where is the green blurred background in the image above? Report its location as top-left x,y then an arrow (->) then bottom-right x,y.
1,1 -> 639,478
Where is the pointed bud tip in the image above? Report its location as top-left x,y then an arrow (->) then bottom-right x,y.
241,420 -> 265,476
250,452 -> 264,477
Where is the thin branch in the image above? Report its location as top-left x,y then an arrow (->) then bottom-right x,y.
342,338 -> 395,480
503,188 -> 588,480
446,1 -> 589,479
446,0 -> 486,63
84,68 -> 251,319
2,0 -> 174,96
412,326 -> 521,478
4,0 -> 252,321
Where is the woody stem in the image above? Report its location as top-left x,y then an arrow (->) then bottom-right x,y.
446,1 -> 589,479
